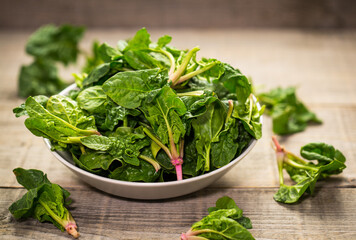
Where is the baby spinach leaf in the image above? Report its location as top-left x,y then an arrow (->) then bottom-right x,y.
259,87 -> 322,135
26,24 -> 85,65
215,64 -> 252,104
192,100 -> 226,172
77,86 -> 107,114
109,159 -> 159,182
102,68 -> 168,109
13,95 -> 48,117
141,86 -> 187,145
8,168 -> 79,238
211,118 -> 240,168
272,137 -> 346,204
181,196 -> 254,240
23,96 -> 99,144
18,59 -> 67,98
232,96 -> 264,140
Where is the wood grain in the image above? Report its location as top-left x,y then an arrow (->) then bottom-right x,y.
1,187 -> 356,239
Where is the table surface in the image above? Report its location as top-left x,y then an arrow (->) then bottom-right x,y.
0,29 -> 356,240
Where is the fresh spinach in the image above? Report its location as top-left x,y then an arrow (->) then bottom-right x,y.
272,136 -> 346,203
258,87 -> 321,135
14,28 -> 262,182
181,196 -> 254,240
9,168 -> 79,238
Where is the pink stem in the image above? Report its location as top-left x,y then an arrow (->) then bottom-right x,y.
171,157 -> 183,180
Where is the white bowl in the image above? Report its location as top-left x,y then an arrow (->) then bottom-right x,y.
44,84 -> 261,200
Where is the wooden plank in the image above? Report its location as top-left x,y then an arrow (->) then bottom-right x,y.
1,0 -> 356,30
1,187 -> 356,239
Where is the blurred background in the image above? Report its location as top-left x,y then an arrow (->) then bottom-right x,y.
1,0 -> 356,30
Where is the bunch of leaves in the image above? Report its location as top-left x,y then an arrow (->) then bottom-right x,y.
18,24 -> 85,98
14,28 -> 264,182
8,168 -> 79,238
271,136 -> 346,204
181,196 -> 254,240
258,87 -> 321,135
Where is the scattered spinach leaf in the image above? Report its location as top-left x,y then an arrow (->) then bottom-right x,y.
8,168 -> 79,238
272,136 -> 346,204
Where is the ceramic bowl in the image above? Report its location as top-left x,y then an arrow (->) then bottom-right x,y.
44,84 -> 261,200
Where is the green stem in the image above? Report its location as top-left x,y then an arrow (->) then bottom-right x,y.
285,151 -> 309,165
38,199 -> 64,227
170,47 -> 200,84
204,145 -> 211,172
142,127 -> 172,159
247,94 -> 253,123
226,100 -> 234,124
284,158 -> 319,172
177,90 -> 205,97
139,155 -> 161,172
67,137 -> 84,144
174,62 -> 217,86
150,48 -> 176,76
123,116 -> 128,127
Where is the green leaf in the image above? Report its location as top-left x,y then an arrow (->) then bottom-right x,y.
18,59 -> 67,98
102,68 -> 167,109
12,168 -> 51,190
8,168 -> 77,236
83,63 -> 111,86
109,160 -> 159,182
125,28 -> 151,51
189,209 -> 255,240
23,96 -> 98,144
26,24 -> 85,65
259,87 -> 321,135
157,35 -> 172,48
13,95 -> 48,117
211,118 -> 240,168
98,43 -> 122,62
77,86 -> 107,114
216,64 -> 252,104
192,100 -> 226,171
232,97 -> 264,139
141,86 -> 187,145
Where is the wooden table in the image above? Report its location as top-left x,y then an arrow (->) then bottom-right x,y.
1,29 -> 356,239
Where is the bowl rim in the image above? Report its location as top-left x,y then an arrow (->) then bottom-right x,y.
44,83 -> 262,187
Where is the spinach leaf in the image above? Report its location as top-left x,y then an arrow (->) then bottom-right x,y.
102,68 -> 168,109
80,130 -> 151,168
109,159 -> 160,182
26,24 -> 85,65
77,86 -> 107,114
192,100 -> 226,172
215,63 -> 252,104
232,96 -> 264,139
13,95 -> 48,117
181,196 -> 254,240
272,137 -> 346,204
259,87 -> 322,135
23,95 -> 99,145
18,59 -> 67,98
140,86 -> 187,180
8,168 -> 79,238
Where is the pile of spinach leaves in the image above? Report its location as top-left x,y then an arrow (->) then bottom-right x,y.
271,136 -> 346,203
181,196 -> 254,240
258,87 -> 321,135
14,28 -> 263,182
9,168 -> 79,238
